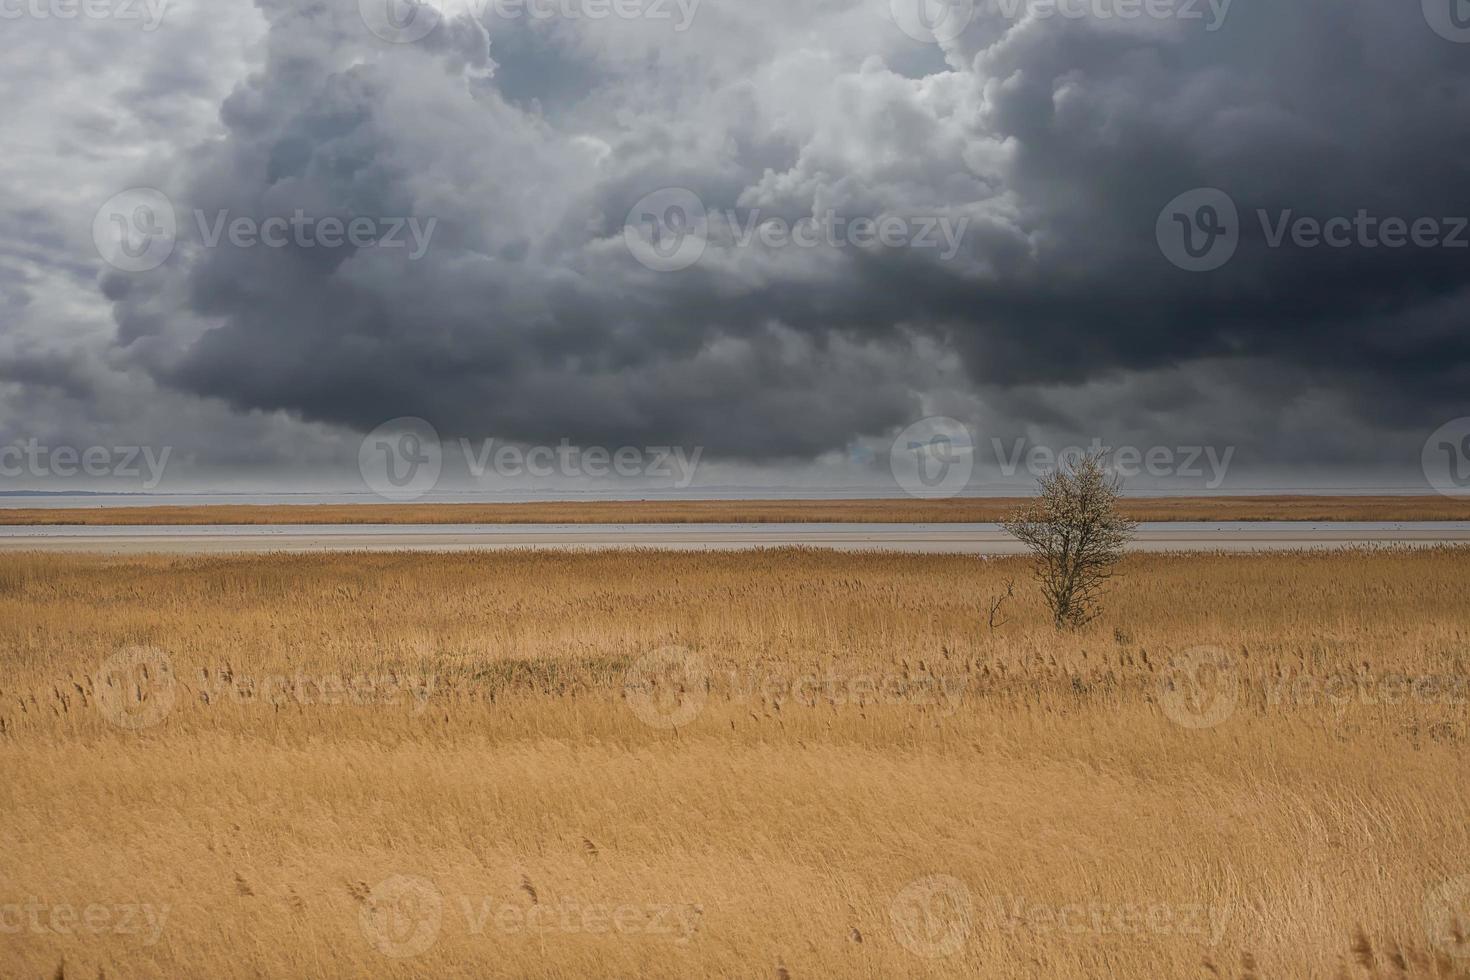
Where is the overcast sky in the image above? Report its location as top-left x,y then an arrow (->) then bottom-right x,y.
1,0 -> 1467,497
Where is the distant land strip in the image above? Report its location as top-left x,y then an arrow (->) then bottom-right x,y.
1,496 -> 1468,525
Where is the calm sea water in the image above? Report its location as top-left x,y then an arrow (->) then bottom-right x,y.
0,488 -> 1442,509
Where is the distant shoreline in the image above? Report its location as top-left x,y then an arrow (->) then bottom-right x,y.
1,495 -> 1467,525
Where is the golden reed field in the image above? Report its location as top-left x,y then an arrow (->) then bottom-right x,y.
2,547 -> 1469,978
5,494 -> 1470,525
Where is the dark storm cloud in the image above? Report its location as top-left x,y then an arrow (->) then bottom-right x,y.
934,0 -> 1470,393
96,0 -> 1470,466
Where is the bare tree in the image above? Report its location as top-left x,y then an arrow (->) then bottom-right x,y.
1001,450 -> 1137,630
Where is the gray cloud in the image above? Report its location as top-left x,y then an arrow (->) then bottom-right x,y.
1,0 -> 1466,488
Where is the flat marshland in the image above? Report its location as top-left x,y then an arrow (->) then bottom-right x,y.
2,548 -> 1469,977
5,494 -> 1470,525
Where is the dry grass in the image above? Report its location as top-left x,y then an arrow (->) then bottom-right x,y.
2,547 -> 1469,978
2,494 -> 1470,526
